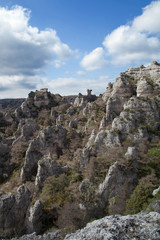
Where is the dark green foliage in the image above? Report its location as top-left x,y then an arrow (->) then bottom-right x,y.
41,169 -> 82,210
125,182 -> 154,215
145,142 -> 160,178
138,142 -> 160,179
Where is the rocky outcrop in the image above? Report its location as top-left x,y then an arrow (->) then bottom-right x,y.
65,211 -> 160,240
15,89 -> 59,119
103,61 -> 160,123
0,185 -> 31,238
74,90 -> 97,108
25,200 -> 43,234
19,119 -> 40,140
13,119 -> 40,145
35,154 -> 69,188
21,125 -> 67,181
98,162 -> 137,214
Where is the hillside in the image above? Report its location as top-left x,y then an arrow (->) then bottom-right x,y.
0,62 -> 160,239
0,98 -> 25,111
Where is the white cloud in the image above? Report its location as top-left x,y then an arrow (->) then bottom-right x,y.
81,1 -> 160,67
77,71 -> 86,76
103,1 -> 160,65
0,75 -> 46,98
80,47 -> 107,71
0,5 -> 72,96
132,1 -> 160,34
46,75 -> 110,96
103,25 -> 160,64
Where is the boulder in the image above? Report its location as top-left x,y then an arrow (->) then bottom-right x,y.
64,211 -> 160,240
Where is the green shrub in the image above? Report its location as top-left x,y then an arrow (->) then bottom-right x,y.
41,173 -> 72,209
41,169 -> 82,210
145,143 -> 160,178
125,182 -> 154,215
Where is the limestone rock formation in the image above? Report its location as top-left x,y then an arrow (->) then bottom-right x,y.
0,185 -> 31,238
98,162 -> 137,214
65,211 -> 160,240
103,61 -> 160,123
25,200 -> 43,234
15,89 -> 59,119
21,125 -> 67,181
1,61 -> 160,238
35,154 -> 69,188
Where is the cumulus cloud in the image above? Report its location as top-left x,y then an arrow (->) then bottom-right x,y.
132,1 -> 160,34
103,25 -> 160,64
81,1 -> 160,68
47,75 -> 110,96
80,47 -> 107,71
0,5 -> 72,96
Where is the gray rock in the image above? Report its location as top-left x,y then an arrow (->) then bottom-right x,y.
99,116 -> 107,129
13,119 -> 40,144
21,125 -> 67,181
102,61 -> 160,124
137,77 -> 154,97
21,119 -> 40,140
56,114 -> 65,125
153,186 -> 160,196
15,89 -> 58,119
0,185 -> 31,237
86,129 -> 96,148
79,179 -> 92,193
10,230 -> 62,240
65,211 -> 160,240
74,96 -> 84,107
66,106 -> 75,116
98,162 -> 137,214
106,96 -> 127,122
125,147 -> 138,161
83,102 -> 94,116
69,119 -> 78,129
147,200 -> 160,214
103,129 -> 121,147
25,200 -> 43,234
102,82 -> 113,102
35,154 -> 69,188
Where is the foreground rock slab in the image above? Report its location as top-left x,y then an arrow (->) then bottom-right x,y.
65,211 -> 160,240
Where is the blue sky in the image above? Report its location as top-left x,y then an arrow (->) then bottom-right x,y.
0,0 -> 159,98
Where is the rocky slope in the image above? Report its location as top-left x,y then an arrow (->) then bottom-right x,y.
0,62 -> 160,238
10,201 -> 160,240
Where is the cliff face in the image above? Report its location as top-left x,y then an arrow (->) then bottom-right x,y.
0,62 -> 160,238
